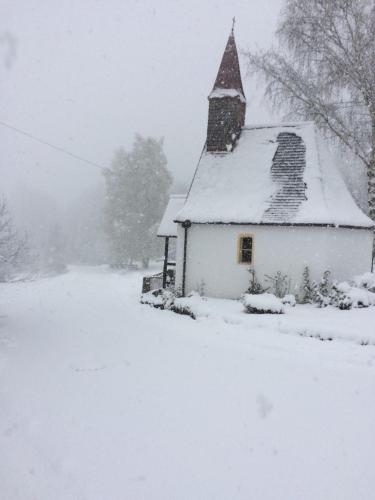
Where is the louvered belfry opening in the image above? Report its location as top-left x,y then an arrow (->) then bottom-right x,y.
263,132 -> 307,222
206,29 -> 246,152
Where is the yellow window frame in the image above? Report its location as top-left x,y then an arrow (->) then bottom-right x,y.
237,233 -> 254,265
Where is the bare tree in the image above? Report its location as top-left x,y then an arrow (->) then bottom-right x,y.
245,0 -> 375,219
0,198 -> 28,281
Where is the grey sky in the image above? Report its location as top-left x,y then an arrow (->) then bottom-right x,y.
1,0 -> 283,207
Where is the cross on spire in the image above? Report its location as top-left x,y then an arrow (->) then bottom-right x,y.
231,17 -> 236,34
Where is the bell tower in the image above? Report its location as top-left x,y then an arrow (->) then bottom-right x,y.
206,21 -> 246,152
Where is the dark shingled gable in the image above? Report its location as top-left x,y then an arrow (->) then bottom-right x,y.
263,132 -> 307,223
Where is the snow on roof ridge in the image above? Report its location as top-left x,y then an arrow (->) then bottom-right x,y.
209,87 -> 246,103
243,121 -> 315,131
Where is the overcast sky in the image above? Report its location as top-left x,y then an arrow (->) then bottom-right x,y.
1,0 -> 283,208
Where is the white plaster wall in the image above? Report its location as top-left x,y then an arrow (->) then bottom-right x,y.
175,223 -> 373,299
175,224 -> 186,294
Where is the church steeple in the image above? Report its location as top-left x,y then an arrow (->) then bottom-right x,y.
206,23 -> 246,152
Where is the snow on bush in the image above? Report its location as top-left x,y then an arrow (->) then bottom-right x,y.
311,270 -> 332,307
300,269 -> 375,310
329,281 -> 375,310
246,269 -> 266,294
281,294 -> 296,307
172,294 -> 200,319
353,272 -> 375,292
142,272 -> 375,318
141,289 -> 203,319
264,271 -> 290,298
172,291 -> 221,320
140,288 -> 175,310
243,293 -> 284,314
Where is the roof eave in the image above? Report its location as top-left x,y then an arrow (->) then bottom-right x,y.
174,220 -> 375,230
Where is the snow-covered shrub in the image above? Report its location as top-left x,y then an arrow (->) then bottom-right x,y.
171,291 -> 209,319
141,288 -> 198,319
311,270 -> 332,307
171,300 -> 196,319
329,281 -> 375,310
282,294 -> 296,307
246,269 -> 266,295
350,287 -> 375,307
320,270 -> 331,297
328,282 -> 352,310
299,266 -> 314,304
353,272 -> 375,292
243,293 -> 284,314
140,288 -> 176,310
264,271 -> 290,298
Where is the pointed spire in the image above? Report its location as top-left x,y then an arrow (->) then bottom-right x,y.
210,24 -> 245,101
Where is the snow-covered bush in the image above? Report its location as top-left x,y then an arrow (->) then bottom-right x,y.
329,283 -> 353,310
282,294 -> 296,307
141,288 -> 197,319
243,293 -> 284,314
299,266 -> 314,304
264,271 -> 290,298
246,269 -> 266,295
140,288 -> 176,310
311,270 -> 332,307
296,269 -> 375,310
329,281 -> 375,310
171,299 -> 196,319
353,272 -> 375,292
172,291 -> 213,319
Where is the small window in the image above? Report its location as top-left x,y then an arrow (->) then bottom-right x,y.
238,235 -> 253,264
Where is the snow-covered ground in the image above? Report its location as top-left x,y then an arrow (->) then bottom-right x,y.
1,266 -> 375,500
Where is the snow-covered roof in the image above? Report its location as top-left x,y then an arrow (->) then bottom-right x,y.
175,122 -> 374,229
157,194 -> 186,237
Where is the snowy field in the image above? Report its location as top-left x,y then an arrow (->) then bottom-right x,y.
1,266 -> 375,500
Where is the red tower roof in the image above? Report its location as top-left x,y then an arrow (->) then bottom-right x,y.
210,28 -> 245,100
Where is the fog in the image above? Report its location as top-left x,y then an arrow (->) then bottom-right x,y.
1,0 -> 282,206
0,0 -> 286,274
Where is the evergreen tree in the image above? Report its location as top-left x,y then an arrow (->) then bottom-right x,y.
246,269 -> 265,295
104,135 -> 172,268
320,270 -> 331,298
311,270 -> 332,307
300,266 -> 313,304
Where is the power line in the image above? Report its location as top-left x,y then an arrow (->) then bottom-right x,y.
0,119 -> 108,171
